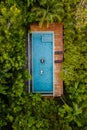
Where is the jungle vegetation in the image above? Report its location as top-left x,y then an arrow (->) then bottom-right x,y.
0,0 -> 87,129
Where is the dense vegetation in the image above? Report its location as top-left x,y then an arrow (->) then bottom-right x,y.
0,0 -> 87,130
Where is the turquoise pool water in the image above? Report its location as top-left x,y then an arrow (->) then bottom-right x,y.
32,32 -> 53,93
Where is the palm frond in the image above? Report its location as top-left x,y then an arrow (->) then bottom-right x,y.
31,0 -> 64,25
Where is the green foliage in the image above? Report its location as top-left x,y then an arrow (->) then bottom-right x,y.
0,4 -> 29,129
12,94 -> 60,130
60,1 -> 87,129
29,0 -> 64,26
0,0 -> 87,130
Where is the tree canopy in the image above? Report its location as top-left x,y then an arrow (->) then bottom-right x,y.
0,0 -> 87,130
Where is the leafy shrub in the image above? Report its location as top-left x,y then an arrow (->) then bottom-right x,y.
0,4 -> 28,129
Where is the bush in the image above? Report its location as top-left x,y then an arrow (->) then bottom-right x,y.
0,4 -> 28,129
